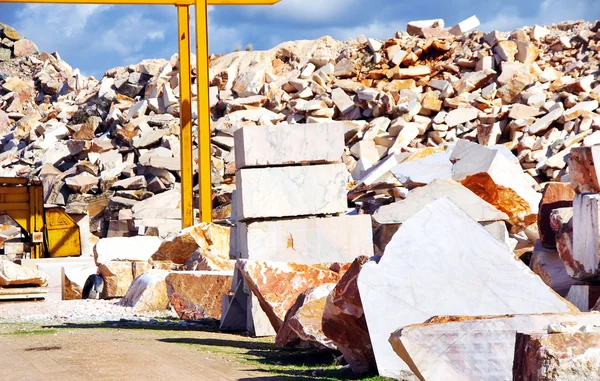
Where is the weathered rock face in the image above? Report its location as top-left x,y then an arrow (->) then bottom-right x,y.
237,259 -> 343,332
550,207 -> 574,274
120,270 -> 170,312
513,330 -> 600,381
97,261 -> 134,298
165,271 -> 233,320
322,256 -> 376,375
358,198 -> 575,380
275,283 -> 337,350
389,313 -> 600,381
152,223 -> 230,265
62,264 -> 98,300
0,260 -> 48,287
94,236 -> 162,265
537,182 -> 575,249
568,146 -> 600,193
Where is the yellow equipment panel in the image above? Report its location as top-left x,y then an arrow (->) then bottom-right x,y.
45,208 -> 81,258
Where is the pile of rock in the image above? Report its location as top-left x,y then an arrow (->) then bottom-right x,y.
0,23 -> 38,63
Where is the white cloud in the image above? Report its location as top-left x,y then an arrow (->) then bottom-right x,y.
238,0 -> 361,24
147,30 -> 165,41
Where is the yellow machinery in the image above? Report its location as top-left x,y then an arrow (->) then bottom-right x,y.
0,177 -> 80,259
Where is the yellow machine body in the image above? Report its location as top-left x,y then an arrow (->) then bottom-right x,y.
0,177 -> 80,258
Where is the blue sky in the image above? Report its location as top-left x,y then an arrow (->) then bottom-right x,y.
1,0 -> 599,79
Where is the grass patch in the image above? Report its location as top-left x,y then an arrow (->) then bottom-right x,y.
1,325 -> 58,336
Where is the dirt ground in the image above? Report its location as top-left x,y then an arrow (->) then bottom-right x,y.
0,301 -> 383,381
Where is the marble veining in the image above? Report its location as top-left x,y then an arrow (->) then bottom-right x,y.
357,198 -> 573,379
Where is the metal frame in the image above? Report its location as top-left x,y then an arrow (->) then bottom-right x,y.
1,0 -> 280,228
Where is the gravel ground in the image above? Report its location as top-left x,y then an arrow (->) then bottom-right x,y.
0,299 -> 178,325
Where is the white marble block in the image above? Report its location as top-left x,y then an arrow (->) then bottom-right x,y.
238,215 -> 373,263
234,123 -> 345,168
357,198 -> 574,380
235,164 -> 348,220
573,193 -> 600,280
389,313 -> 599,381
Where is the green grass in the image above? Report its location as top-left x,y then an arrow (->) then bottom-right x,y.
1,325 -> 58,336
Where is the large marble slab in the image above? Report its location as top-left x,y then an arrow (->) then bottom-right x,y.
235,164 -> 348,220
234,123 -> 345,168
373,179 -> 508,224
572,193 -> 600,280
389,313 -> 599,381
357,198 -> 575,379
238,215 -> 373,263
390,151 -> 452,185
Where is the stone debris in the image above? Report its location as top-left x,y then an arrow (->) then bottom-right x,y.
358,198 -> 574,379
275,282 -> 337,350
322,256 -> 376,375
389,313 -> 600,381
165,271 -> 233,320
513,329 -> 600,381
120,270 -> 170,312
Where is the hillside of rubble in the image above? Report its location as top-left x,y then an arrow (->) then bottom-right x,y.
0,18 -> 600,243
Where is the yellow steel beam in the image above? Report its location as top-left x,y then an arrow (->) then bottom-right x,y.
195,0 -> 212,223
177,5 -> 194,228
0,0 -> 279,4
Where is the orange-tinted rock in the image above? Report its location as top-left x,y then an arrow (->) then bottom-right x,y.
276,283 -> 337,350
165,271 -> 232,320
513,331 -> 600,381
151,223 -> 230,265
568,146 -> 600,193
237,259 -> 343,332
132,261 -> 153,279
184,247 -> 235,271
97,261 -> 134,298
538,182 -> 575,248
322,256 -> 376,375
461,172 -> 536,227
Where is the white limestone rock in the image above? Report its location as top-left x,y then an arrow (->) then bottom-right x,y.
235,164 -> 348,220
357,198 -> 575,379
238,215 -> 373,263
234,123 -> 344,168
449,15 -> 480,35
390,151 -> 452,185
373,178 -> 508,224
94,236 -> 162,265
389,313 -> 598,381
572,193 -> 600,280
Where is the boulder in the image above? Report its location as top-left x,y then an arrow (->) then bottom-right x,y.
529,243 -> 576,297
275,283 -> 337,350
97,261 -> 134,298
538,182 -> 575,248
165,271 -> 233,320
571,194 -> 600,280
569,146 -> 600,193
94,236 -> 162,265
62,264 -> 98,300
565,285 -> 600,312
513,330 -> 600,381
120,270 -> 170,312
374,178 -> 508,224
152,223 -> 230,265
0,260 -> 48,287
322,256 -> 376,375
390,151 -> 452,186
550,207 -> 574,274
358,198 -> 576,379
237,259 -> 343,332
389,313 -> 600,381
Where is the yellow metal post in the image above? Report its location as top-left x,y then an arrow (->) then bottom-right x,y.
177,5 -> 194,228
195,0 -> 213,223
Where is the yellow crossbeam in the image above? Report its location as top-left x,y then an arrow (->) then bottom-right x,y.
0,0 -> 279,4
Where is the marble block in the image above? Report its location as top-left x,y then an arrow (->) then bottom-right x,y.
569,146 -> 600,193
529,242 -> 576,296
566,284 -> 600,312
235,164 -> 348,220
538,182 -> 575,249
234,123 -> 344,168
238,215 -> 373,263
389,313 -> 599,381
390,151 -> 452,185
373,178 -> 508,224
572,193 -> 600,280
357,198 -> 574,379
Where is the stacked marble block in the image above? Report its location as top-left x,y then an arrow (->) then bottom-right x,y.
220,123 -> 374,336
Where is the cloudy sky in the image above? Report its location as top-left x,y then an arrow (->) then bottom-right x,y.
1,0 -> 599,78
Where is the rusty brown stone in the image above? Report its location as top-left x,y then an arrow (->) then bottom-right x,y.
549,208 -> 579,279
275,283 -> 337,350
73,116 -> 101,140
513,331 -> 600,381
568,146 -> 600,193
165,271 -> 232,320
322,256 -> 376,375
538,182 -> 575,249
97,260 -> 134,299
237,259 -> 343,332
